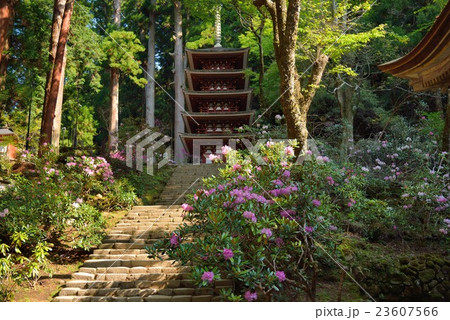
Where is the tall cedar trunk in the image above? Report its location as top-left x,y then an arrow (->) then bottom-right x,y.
0,0 -> 15,89
41,0 -> 66,145
336,84 -> 355,160
39,0 -> 74,150
173,0 -> 185,163
108,0 -> 121,152
254,0 -> 328,152
145,0 -> 156,127
256,30 -> 265,108
443,89 -> 450,153
51,45 -> 67,151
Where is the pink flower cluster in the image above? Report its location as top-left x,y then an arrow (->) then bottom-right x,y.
269,185 -> 298,197
229,187 -> 267,205
0,208 -> 9,218
243,211 -> 257,223
222,248 -> 234,260
181,203 -> 194,212
201,271 -> 214,283
261,228 -> 273,237
244,290 -> 257,302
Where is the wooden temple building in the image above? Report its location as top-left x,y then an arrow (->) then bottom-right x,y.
179,8 -> 254,163
379,1 -> 450,151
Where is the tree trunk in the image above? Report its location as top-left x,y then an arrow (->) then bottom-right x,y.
254,0 -> 328,152
51,45 -> 67,152
109,69 -> 120,152
42,0 -> 66,132
256,31 -> 265,108
336,84 -> 355,160
39,0 -> 74,151
173,0 -> 185,163
443,89 -> 450,153
0,0 -> 15,88
108,0 -> 121,152
145,0 -> 156,128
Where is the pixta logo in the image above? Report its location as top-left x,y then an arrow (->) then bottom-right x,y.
126,129 -> 172,176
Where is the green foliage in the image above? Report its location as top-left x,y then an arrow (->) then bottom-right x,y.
0,149 -> 137,300
148,141 -> 391,301
102,30 -> 147,87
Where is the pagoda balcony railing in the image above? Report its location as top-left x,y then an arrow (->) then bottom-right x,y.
195,128 -> 237,135
199,79 -> 240,91
198,106 -> 240,113
197,100 -> 241,113
200,59 -> 238,70
193,121 -> 245,135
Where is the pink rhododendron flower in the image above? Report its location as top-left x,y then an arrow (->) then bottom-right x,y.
276,271 -> 286,282
0,209 -> 8,218
436,195 -> 448,203
347,198 -> 356,207
329,225 -> 338,231
181,203 -> 194,211
221,145 -> 232,155
283,170 -> 291,178
244,290 -> 257,302
275,237 -> 284,246
208,154 -> 220,162
312,199 -> 321,207
266,141 -> 274,148
326,176 -> 335,185
232,164 -> 242,171
284,146 -> 294,156
261,228 -> 272,237
222,248 -> 234,260
170,233 -> 179,246
280,209 -> 296,218
193,194 -> 199,201
305,226 -> 314,233
439,228 -> 448,235
201,271 -> 214,283
243,211 -> 257,223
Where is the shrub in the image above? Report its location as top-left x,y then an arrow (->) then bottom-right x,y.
148,141 -> 381,301
0,149 -> 136,300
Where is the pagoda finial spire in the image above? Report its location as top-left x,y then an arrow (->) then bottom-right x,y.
214,5 -> 222,48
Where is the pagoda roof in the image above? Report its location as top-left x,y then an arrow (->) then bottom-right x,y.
185,69 -> 249,91
186,47 -> 250,53
183,89 -> 253,112
378,2 -> 450,91
186,48 -> 250,70
179,132 -> 255,155
181,111 -> 255,133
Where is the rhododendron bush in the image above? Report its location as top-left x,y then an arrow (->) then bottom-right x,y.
0,149 -> 137,300
148,142 -> 388,301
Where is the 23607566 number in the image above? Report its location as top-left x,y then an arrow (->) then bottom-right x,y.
375,307 -> 438,317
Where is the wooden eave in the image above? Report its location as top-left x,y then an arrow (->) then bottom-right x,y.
378,2 -> 450,91
179,132 -> 255,155
181,111 -> 255,133
185,69 -> 250,91
186,48 -> 250,70
183,89 -> 253,112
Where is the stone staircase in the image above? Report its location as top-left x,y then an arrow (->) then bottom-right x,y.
53,165 -> 228,302
156,164 -> 223,205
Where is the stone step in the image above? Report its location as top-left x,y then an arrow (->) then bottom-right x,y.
54,295 -> 219,302
58,287 -> 212,298
82,259 -> 181,268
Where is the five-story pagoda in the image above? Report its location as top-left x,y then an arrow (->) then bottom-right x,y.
179,7 -> 255,163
